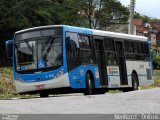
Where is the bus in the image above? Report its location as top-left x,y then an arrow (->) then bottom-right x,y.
6,25 -> 154,97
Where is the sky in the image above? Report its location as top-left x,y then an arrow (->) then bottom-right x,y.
119,0 -> 160,19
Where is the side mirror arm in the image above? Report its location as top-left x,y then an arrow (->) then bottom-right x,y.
6,40 -> 13,59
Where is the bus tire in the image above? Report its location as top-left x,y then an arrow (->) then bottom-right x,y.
132,73 -> 139,91
40,92 -> 49,98
84,73 -> 94,95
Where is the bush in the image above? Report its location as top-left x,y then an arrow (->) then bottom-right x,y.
151,49 -> 160,70
3,68 -> 13,75
152,56 -> 160,69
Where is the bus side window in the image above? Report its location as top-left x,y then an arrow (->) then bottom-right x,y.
104,38 -> 117,66
104,38 -> 115,51
134,42 -> 143,53
142,42 -> 150,60
142,43 -> 149,55
78,35 -> 94,64
79,35 -> 90,49
134,42 -> 145,60
124,41 -> 134,53
124,40 -> 136,60
66,32 -> 80,71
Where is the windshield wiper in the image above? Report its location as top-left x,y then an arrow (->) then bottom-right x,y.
42,36 -> 55,58
24,39 -> 33,53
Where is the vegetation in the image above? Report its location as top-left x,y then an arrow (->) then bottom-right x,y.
0,68 -> 38,99
0,0 -> 129,40
151,49 -> 160,70
108,90 -> 123,94
0,68 -> 16,96
141,70 -> 160,89
134,12 -> 160,23
134,12 -> 150,22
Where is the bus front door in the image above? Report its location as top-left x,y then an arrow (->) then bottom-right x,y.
95,39 -> 108,86
115,41 -> 128,85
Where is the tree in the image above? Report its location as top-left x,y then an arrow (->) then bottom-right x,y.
0,0 -> 54,66
134,12 -> 160,23
98,0 -> 129,30
65,0 -> 130,29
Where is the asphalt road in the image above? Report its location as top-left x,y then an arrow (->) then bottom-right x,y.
0,88 -> 160,114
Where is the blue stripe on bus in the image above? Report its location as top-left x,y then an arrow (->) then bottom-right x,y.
108,75 -> 148,76
63,25 -> 93,35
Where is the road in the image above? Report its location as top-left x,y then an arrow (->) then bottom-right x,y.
0,88 -> 160,114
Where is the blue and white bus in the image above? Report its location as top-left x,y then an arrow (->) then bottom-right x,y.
6,25 -> 154,97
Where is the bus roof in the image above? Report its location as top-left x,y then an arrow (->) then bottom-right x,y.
93,29 -> 148,41
15,25 -> 148,42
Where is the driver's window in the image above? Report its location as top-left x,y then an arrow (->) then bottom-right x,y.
66,32 -> 80,71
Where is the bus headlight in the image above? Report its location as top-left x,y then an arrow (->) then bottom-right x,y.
16,75 -> 25,83
55,69 -> 64,78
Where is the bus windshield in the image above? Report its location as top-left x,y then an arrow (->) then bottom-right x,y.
15,36 -> 62,72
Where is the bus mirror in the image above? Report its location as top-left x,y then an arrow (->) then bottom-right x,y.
66,36 -> 76,51
6,40 -> 13,59
66,36 -> 71,41
66,36 -> 72,47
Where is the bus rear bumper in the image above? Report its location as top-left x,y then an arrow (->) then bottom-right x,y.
15,73 -> 70,94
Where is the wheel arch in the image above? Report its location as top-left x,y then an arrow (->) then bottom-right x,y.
86,70 -> 95,87
132,70 -> 139,85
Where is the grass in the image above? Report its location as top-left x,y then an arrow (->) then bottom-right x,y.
140,70 -> 160,89
0,68 -> 37,99
0,94 -> 39,99
0,68 -> 16,95
107,90 -> 123,94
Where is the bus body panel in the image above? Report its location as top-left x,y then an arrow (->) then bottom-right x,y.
63,26 -> 102,89
126,61 -> 154,87
15,67 -> 64,83
13,26 -> 70,93
15,73 -> 70,93
67,65 -> 101,89
107,66 -> 121,88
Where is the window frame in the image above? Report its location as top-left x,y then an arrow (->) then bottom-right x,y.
78,34 -> 92,50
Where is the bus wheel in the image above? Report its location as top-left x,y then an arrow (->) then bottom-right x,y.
40,92 -> 49,98
132,73 -> 139,90
84,73 -> 94,95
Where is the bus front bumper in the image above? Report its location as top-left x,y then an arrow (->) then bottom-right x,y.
15,73 -> 70,94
